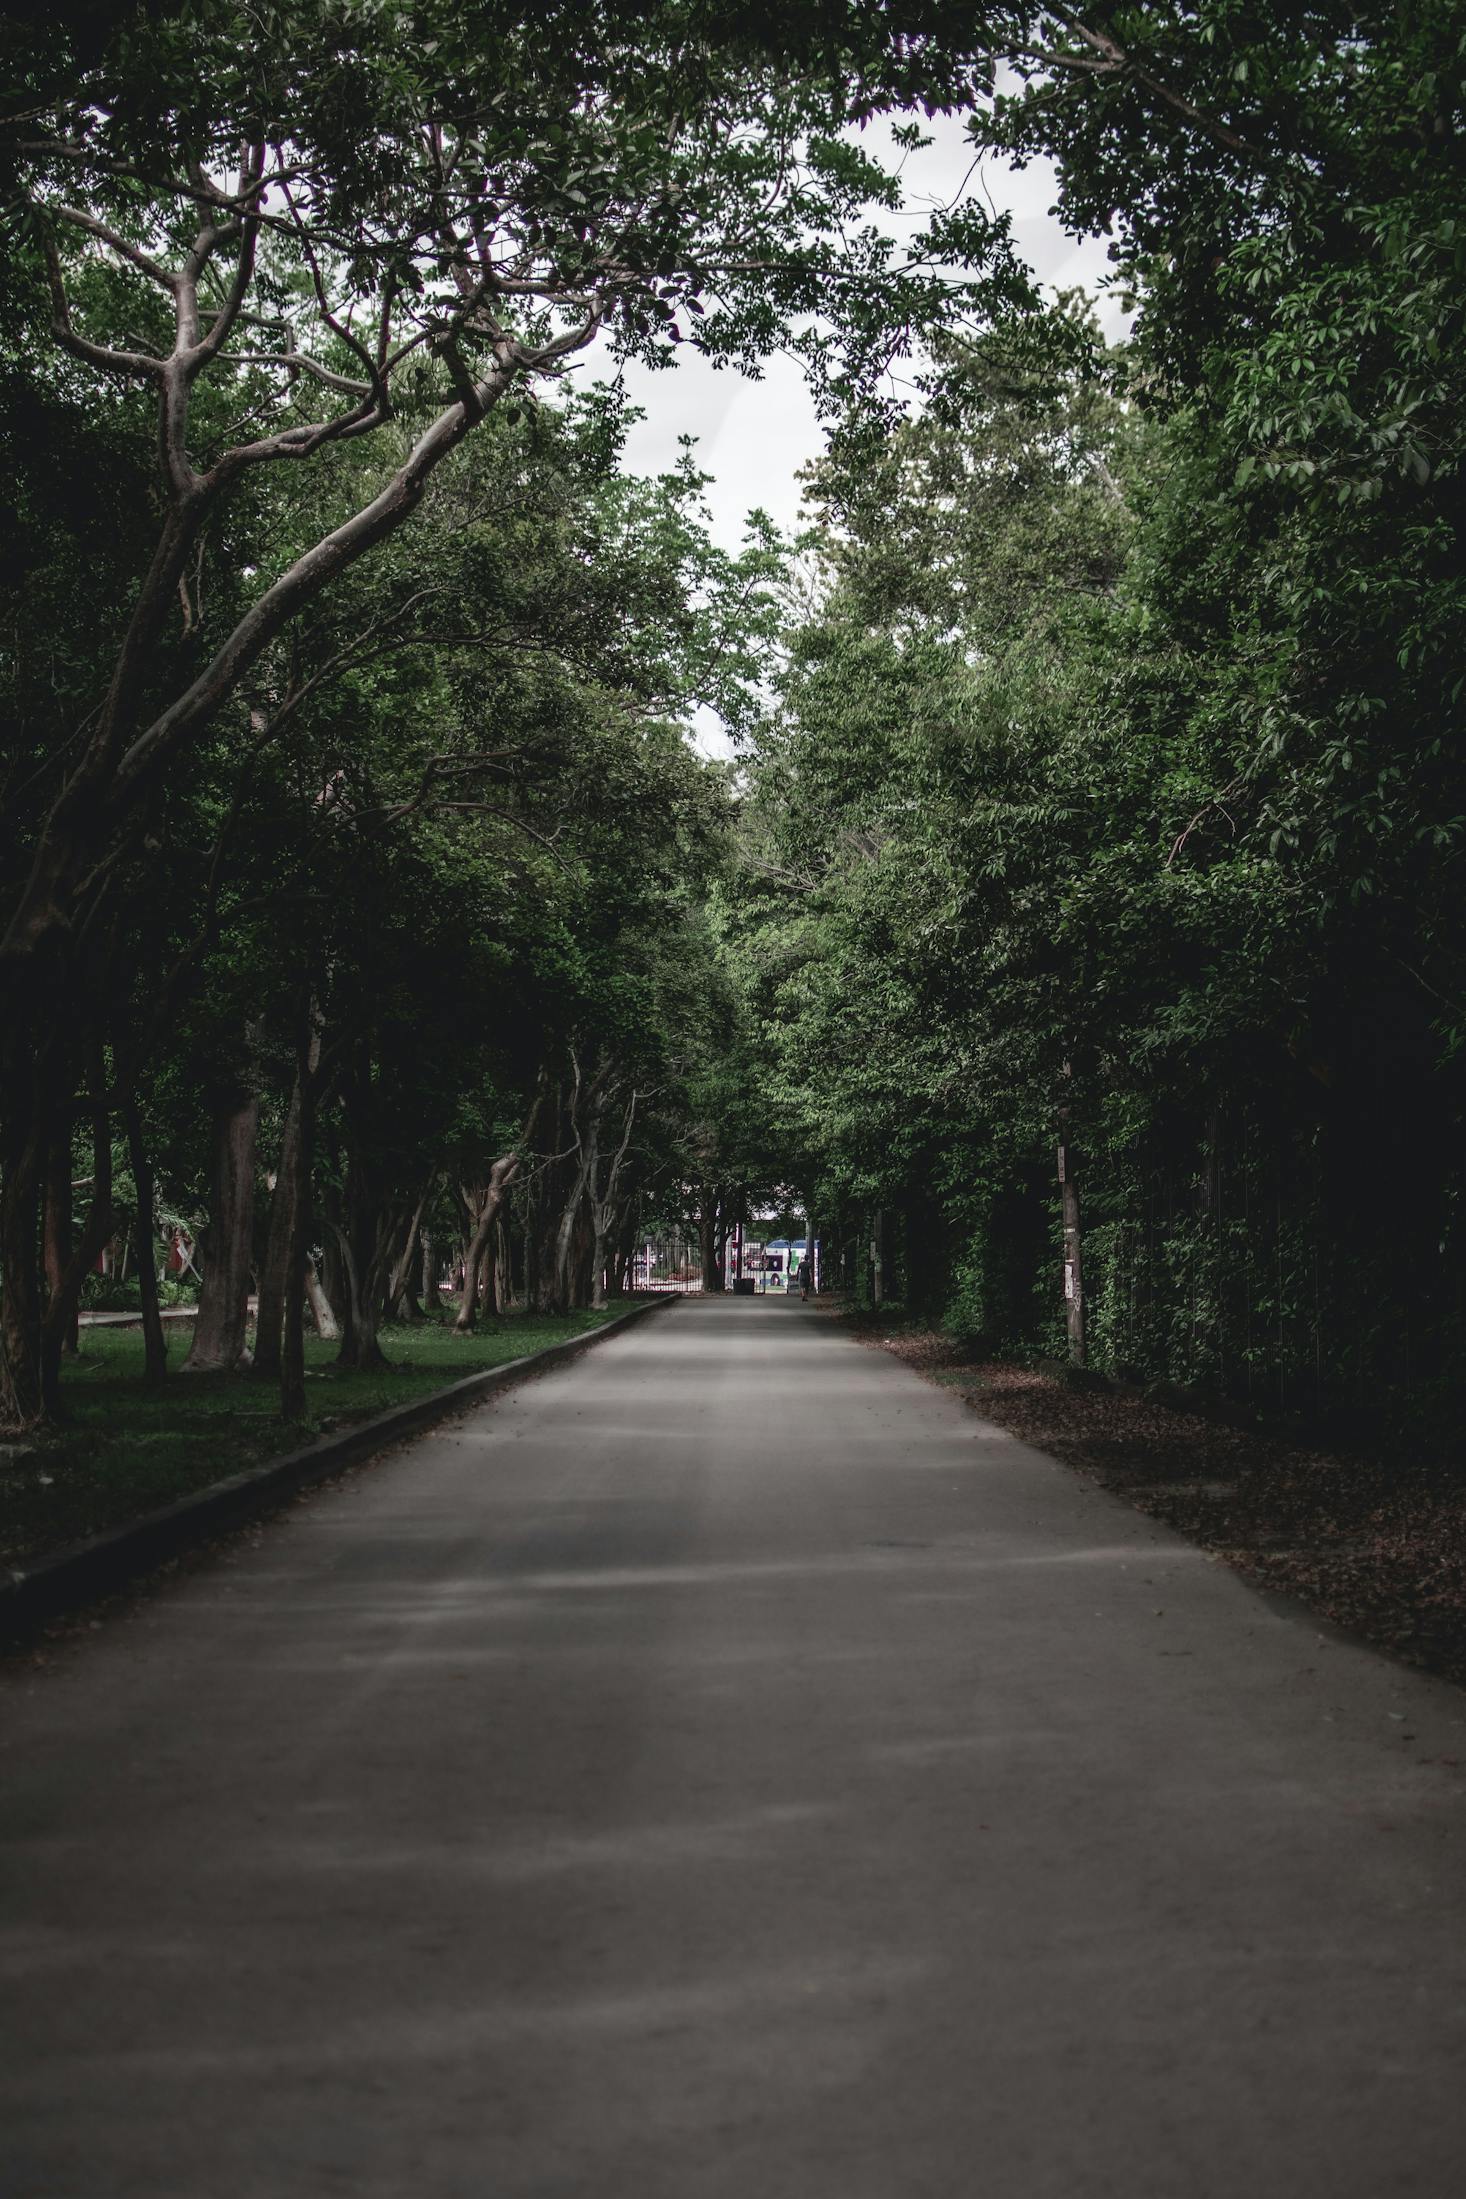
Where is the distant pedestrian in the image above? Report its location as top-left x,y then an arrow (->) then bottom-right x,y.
797,1257 -> 811,1301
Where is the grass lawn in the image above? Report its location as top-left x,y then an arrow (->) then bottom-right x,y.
1,1306 -> 619,1570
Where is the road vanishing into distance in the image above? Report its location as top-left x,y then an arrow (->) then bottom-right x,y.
4,1296 -> 1466,2198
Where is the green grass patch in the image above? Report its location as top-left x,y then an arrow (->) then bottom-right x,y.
0,1307 -> 618,1568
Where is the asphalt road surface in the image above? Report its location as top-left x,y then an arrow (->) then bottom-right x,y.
3,1296 -> 1466,2198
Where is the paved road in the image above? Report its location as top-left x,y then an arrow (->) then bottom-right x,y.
3,1298 -> 1465,2198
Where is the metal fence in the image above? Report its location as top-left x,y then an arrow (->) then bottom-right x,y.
634,1233 -> 705,1293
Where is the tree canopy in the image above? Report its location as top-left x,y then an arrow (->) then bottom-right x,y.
3,3 -> 1465,1452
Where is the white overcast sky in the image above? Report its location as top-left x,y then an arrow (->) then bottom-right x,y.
574,114 -> 1127,752
613,116 -> 1123,545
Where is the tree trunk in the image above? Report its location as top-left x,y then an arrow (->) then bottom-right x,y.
586,1090 -> 639,1309
571,1199 -> 596,1309
330,1054 -> 400,1373
524,1182 -> 542,1312
280,1190 -> 309,1420
494,1219 -> 511,1312
42,1128 -> 78,1356
456,1086 -> 545,1331
610,1197 -> 639,1297
699,1190 -> 724,1293
1059,1140 -> 1086,1366
280,1036 -> 319,1421
480,1233 -> 498,1317
455,1154 -> 522,1332
552,1151 -> 592,1314
40,1067 -> 115,1417
591,1214 -> 612,1308
320,1225 -> 349,1333
253,1079 -> 307,1379
421,1227 -> 441,1315
324,1040 -> 389,1373
0,1091 -> 44,1430
305,1258 -> 338,1339
330,1209 -> 392,1370
182,1092 -> 258,1372
123,1099 -> 168,1384
525,1129 -> 567,1314
386,1183 -> 429,1321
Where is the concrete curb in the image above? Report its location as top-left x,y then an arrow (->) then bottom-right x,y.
78,1307 -> 199,1329
1,1295 -> 679,1640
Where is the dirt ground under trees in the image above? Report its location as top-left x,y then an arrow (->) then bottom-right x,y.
851,1319 -> 1466,1691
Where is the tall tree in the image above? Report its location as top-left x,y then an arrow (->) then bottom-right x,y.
0,0 -> 1025,1424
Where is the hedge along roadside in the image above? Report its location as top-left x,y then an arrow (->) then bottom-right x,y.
1,1295 -> 680,1639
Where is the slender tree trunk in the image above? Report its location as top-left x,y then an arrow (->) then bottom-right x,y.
455,1154 -> 522,1333
524,1186 -> 541,1312
305,1258 -> 338,1339
421,1227 -> 441,1315
42,1129 -> 78,1355
1059,1140 -> 1086,1366
526,1132 -> 565,1314
281,1198 -> 309,1419
0,1092 -> 44,1430
518,1196 -> 536,1310
494,1218 -> 511,1311
587,1090 -> 638,1310
182,1092 -> 258,1372
532,1183 -> 559,1313
456,1086 -> 545,1331
615,1213 -> 637,1293
329,1084 -> 398,1371
591,1216 -> 612,1308
123,1099 -> 167,1384
609,1196 -> 639,1298
572,1200 -> 596,1308
330,1211 -> 391,1370
280,1034 -> 318,1421
699,1190 -> 723,1293
40,1064 -> 114,1417
386,1183 -> 430,1321
320,1224 -> 349,1333
552,1150 -> 593,1314
253,1080 -> 307,1379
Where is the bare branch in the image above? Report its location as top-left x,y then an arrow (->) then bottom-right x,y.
35,220 -> 164,379
1033,14 -> 1267,163
1087,450 -> 1129,509
193,142 -> 267,363
227,350 -> 373,396
739,849 -> 818,893
1165,776 -> 1246,869
433,331 -> 488,417
412,802 -> 576,872
49,202 -> 179,288
279,179 -> 391,415
516,298 -> 609,372
111,361 -> 518,799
